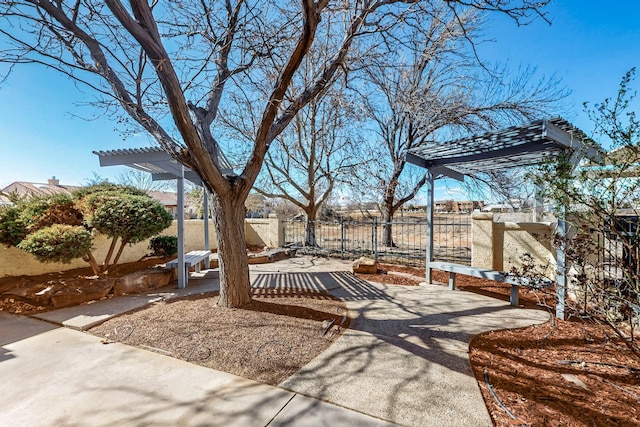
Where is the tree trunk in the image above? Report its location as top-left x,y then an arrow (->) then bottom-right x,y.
383,212 -> 396,247
83,252 -> 101,276
304,206 -> 318,247
111,238 -> 129,267
211,192 -> 252,308
305,219 -> 317,247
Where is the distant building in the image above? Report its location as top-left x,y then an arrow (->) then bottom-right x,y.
434,200 -> 484,213
1,177 -> 199,218
2,177 -> 81,199
482,199 -> 523,212
0,194 -> 11,207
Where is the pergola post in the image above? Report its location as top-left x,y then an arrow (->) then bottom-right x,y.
203,188 -> 210,269
425,170 -> 435,284
177,165 -> 186,289
555,205 -> 568,319
533,184 -> 544,222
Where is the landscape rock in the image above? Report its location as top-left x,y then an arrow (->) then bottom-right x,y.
267,248 -> 297,262
51,278 -> 115,308
114,268 -> 172,296
2,283 -> 59,306
248,247 -> 297,264
248,255 -> 270,264
352,256 -> 378,274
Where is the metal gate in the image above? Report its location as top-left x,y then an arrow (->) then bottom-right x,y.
283,214 -> 471,266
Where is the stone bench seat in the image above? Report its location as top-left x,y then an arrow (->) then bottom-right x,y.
166,250 -> 212,285
429,261 -> 553,306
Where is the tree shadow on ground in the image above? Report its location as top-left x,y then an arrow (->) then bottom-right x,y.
257,270 -> 547,426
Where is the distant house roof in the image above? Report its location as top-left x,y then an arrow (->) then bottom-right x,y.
2,178 -> 81,199
1,178 -> 192,211
147,190 -> 178,207
0,194 -> 12,207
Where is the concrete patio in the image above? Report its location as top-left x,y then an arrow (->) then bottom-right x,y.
1,256 -> 549,426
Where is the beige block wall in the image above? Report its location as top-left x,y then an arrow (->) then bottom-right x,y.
0,216 -> 284,278
495,222 -> 556,277
471,213 -> 556,278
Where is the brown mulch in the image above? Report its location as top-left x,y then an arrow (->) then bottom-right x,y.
89,288 -> 349,386
471,318 -> 640,427
2,259 -> 639,425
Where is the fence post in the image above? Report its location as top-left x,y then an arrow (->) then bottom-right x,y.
373,217 -> 378,262
340,216 -> 345,259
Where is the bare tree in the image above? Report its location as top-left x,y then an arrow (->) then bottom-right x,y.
0,0 -> 550,308
351,6 -> 565,246
117,169 -> 172,192
254,84 -> 361,246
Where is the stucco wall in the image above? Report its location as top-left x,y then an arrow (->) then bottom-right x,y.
0,216 -> 283,277
471,212 -> 556,278
495,222 -> 556,277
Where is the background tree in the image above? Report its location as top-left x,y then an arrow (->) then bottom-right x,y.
253,84 -> 361,246
0,0 -> 551,307
0,184 -> 172,275
245,193 -> 267,218
350,6 -> 564,246
117,170 -> 172,192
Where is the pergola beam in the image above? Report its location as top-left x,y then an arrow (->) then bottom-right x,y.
406,153 -> 465,182
152,171 -> 203,184
95,149 -> 175,166
423,141 -> 550,168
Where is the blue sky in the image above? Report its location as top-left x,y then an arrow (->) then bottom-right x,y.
1,1 -> 639,202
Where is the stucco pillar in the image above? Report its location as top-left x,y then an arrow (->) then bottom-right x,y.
471,212 -> 494,269
268,213 -> 285,248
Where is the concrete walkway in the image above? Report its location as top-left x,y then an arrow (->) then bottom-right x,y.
1,256 -> 549,426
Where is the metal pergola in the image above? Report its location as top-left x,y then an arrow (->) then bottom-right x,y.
406,117 -> 601,319
93,146 -> 233,289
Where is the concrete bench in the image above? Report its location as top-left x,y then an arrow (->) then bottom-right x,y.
166,250 -> 211,285
429,261 -> 553,306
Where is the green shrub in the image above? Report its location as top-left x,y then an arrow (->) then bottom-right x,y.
5,184 -> 173,275
17,224 -> 93,264
149,235 -> 178,257
19,194 -> 82,231
0,206 -> 27,247
72,183 -> 147,200
86,194 -> 173,244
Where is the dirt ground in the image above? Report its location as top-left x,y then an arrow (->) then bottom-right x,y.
91,288 -> 349,386
2,259 -> 639,425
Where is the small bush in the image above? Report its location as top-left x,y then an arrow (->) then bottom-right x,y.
149,235 -> 178,257
0,206 -> 28,247
86,194 -> 173,244
18,224 -> 93,264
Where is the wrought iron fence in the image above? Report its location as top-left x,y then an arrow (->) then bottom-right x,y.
598,216 -> 639,286
283,214 -> 472,266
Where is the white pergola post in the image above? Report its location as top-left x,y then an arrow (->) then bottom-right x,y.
533,184 -> 544,222
555,205 -> 568,319
425,171 -> 435,284
203,188 -> 210,269
177,165 -> 186,289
